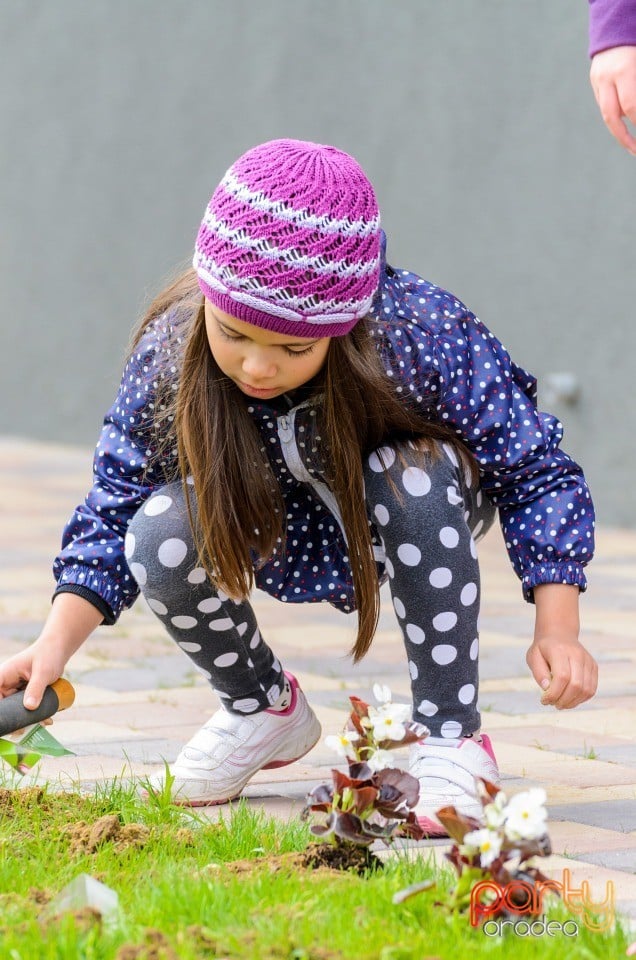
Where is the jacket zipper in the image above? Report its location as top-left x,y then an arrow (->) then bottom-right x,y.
277,408 -> 385,562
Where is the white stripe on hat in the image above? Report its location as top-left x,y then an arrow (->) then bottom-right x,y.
199,211 -> 380,281
220,170 -> 381,239
194,256 -> 375,323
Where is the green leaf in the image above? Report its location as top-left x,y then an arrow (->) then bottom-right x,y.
0,738 -> 42,772
18,723 -> 75,757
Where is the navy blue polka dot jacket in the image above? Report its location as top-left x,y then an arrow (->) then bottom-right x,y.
53,240 -> 594,623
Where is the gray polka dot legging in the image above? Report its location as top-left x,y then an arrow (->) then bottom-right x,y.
125,441 -> 495,737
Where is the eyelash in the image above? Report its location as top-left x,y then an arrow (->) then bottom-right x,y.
218,328 -> 317,357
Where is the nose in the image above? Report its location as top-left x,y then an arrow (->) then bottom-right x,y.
241,346 -> 277,381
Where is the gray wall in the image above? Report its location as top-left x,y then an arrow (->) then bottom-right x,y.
1,0 -> 634,524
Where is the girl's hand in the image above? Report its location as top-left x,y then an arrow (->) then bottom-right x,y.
0,592 -> 102,710
526,582 -> 598,709
0,642 -> 68,711
526,634 -> 598,709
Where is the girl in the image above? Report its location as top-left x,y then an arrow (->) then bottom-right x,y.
0,139 -> 597,835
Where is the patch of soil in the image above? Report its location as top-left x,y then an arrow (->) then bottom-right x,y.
28,887 -> 51,905
115,928 -> 179,960
0,786 -> 47,816
174,827 -> 196,846
63,815 -> 151,854
300,841 -> 383,874
43,906 -> 103,934
208,841 -> 383,879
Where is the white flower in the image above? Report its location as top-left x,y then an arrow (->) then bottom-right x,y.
373,683 -> 392,704
483,790 -> 508,829
366,749 -> 395,772
367,702 -> 411,741
324,731 -> 359,759
462,828 -> 503,868
504,788 -> 548,841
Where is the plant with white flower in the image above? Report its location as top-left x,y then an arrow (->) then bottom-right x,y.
461,827 -> 503,869
366,685 -> 412,744
503,787 -> 548,841
303,687 -> 429,848
394,779 -> 554,922
324,731 -> 359,761
483,788 -> 508,830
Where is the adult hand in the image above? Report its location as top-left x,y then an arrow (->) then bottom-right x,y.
590,45 -> 636,155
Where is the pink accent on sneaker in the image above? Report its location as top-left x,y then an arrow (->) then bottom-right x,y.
478,733 -> 496,764
416,816 -> 449,838
264,671 -> 297,717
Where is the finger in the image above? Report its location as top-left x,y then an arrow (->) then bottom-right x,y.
539,659 -> 571,706
554,656 -> 598,710
577,658 -> 599,707
598,82 -> 636,153
553,660 -> 585,709
526,646 -> 552,692
0,668 -> 28,699
23,678 -> 47,711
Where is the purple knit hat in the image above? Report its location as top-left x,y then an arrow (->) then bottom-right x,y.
193,139 -> 381,338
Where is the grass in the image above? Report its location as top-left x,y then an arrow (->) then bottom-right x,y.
0,778 -> 629,960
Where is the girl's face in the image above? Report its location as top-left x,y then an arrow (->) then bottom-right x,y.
204,301 -> 331,400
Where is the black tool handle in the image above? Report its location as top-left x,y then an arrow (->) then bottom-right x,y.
0,679 -> 74,737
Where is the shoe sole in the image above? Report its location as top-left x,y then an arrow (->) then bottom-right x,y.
415,815 -> 449,838
160,729 -> 322,808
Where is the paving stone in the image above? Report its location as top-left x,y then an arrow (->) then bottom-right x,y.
549,801 -> 636,832
74,658 -> 198,691
549,821 -> 636,856
587,745 -> 636,766
66,738 -> 185,763
570,848 -> 636,871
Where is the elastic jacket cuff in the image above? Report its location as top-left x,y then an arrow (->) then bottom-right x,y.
53,584 -> 116,625
521,561 -> 588,603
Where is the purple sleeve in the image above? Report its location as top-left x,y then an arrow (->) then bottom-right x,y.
589,0 -> 636,57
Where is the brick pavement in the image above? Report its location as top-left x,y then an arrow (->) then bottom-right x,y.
1,435 -> 635,923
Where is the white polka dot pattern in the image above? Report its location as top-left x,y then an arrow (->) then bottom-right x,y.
158,538 -> 188,568
50,256 -> 593,738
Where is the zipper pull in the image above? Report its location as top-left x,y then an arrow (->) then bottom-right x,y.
278,414 -> 293,441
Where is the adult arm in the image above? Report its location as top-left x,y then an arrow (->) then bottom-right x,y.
589,0 -> 636,153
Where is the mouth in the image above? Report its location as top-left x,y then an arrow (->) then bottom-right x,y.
237,380 -> 281,398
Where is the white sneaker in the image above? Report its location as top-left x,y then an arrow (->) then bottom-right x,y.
146,673 -> 321,806
410,734 -> 500,836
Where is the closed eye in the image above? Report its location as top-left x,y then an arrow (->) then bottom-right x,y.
282,343 -> 317,357
217,326 -> 316,357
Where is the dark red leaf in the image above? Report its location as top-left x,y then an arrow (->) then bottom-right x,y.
434,806 -> 482,844
376,768 -> 420,808
350,785 -> 379,816
333,811 -> 373,846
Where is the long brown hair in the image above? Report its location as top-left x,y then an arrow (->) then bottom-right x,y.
133,269 -> 474,662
